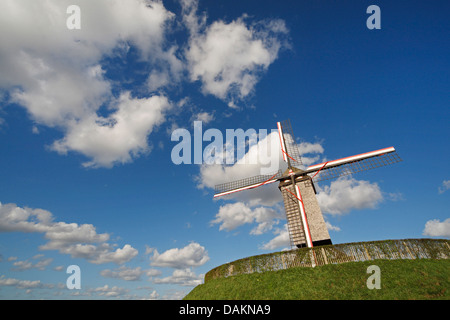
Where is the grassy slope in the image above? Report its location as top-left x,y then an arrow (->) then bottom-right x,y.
185,259 -> 449,300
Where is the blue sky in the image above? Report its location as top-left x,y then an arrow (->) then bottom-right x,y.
0,0 -> 448,299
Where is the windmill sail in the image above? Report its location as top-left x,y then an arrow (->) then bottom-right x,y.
277,120 -> 303,169
212,120 -> 401,250
214,170 -> 283,198
307,147 -> 402,183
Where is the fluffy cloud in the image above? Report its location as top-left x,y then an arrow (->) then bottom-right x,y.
89,285 -> 128,298
149,242 -> 209,269
183,0 -> 288,104
100,266 -> 148,281
1,0 -> 290,168
40,242 -> 138,265
260,224 -> 291,250
51,92 -> 171,168
153,268 -> 204,287
0,203 -> 53,233
0,276 -> 51,289
297,142 -> 324,166
423,218 -> 450,237
11,255 -> 53,271
146,290 -> 160,300
193,111 -> 215,124
0,0 -> 177,168
325,221 -> 341,232
211,202 -> 283,235
99,266 -> 163,282
0,202 -> 137,264
315,177 -> 383,215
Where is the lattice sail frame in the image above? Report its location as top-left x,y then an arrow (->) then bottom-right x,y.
277,119 -> 303,169
214,170 -> 283,197
306,147 -> 402,183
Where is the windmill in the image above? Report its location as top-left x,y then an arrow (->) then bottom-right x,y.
213,119 -> 402,249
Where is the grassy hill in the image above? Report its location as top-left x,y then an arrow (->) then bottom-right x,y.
184,259 -> 449,300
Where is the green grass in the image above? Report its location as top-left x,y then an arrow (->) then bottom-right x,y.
184,259 -> 449,300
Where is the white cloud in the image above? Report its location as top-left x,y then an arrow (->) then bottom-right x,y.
147,70 -> 170,92
149,242 -> 209,269
297,142 -> 324,166
297,142 -> 324,155
0,202 -> 138,264
211,202 -> 283,235
62,243 -> 138,265
44,222 -> 110,244
438,180 -> 450,194
90,285 -> 128,298
1,0 -> 290,168
0,276 -> 51,289
146,290 -> 160,300
0,203 -> 53,233
11,256 -> 53,271
211,202 -> 253,231
153,268 -> 204,287
146,269 -> 163,278
193,111 -> 215,124
0,0 -> 178,168
315,177 -> 383,215
423,218 -> 450,237
10,61 -> 111,128
51,92 -> 171,168
100,266 -> 147,281
182,0 -> 288,104
260,224 -> 290,250
325,221 -> 341,232
0,0 -> 176,88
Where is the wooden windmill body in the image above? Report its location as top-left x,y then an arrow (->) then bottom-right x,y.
214,120 -> 401,249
